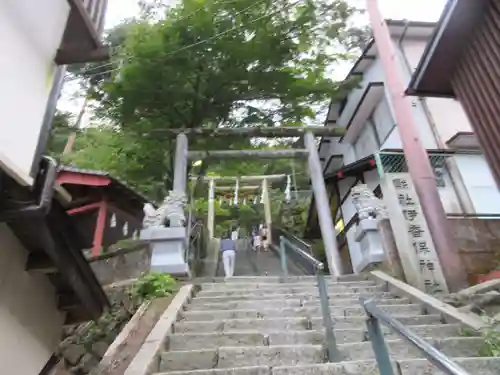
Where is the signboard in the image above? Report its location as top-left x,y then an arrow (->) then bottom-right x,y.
382,173 -> 448,293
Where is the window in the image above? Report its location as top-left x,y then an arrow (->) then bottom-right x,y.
354,124 -> 378,159
372,98 -> 395,144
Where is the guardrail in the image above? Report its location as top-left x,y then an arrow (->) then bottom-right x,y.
279,236 -> 340,362
272,227 -> 316,274
360,297 -> 471,375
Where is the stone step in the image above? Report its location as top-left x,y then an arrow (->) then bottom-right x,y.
191,292 -> 395,304
271,357 -> 500,375
186,297 -> 410,311
197,285 -> 383,297
179,304 -> 421,321
193,275 -> 368,284
159,337 -> 484,372
154,358 -> 500,375
159,345 -> 325,372
174,314 -> 443,334
398,357 -> 500,375
198,280 -> 376,292
168,324 -> 465,350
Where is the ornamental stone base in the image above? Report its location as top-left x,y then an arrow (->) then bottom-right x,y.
140,226 -> 190,276
354,219 -> 385,273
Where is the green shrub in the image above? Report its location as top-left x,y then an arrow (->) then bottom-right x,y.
130,272 -> 177,301
478,316 -> 500,357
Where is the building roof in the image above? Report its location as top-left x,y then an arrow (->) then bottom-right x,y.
407,0 -> 489,97
1,158 -> 108,324
58,165 -> 153,210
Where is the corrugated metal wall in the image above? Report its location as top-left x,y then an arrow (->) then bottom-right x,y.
452,0 -> 500,186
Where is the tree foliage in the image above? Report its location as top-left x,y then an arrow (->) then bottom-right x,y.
64,0 -> 359,195
47,110 -> 76,156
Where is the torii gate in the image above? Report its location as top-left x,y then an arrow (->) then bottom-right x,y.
196,174 -> 287,242
141,126 -> 345,277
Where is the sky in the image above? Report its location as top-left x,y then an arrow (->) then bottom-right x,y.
58,0 -> 448,118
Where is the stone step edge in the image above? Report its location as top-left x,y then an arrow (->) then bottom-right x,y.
197,281 -> 377,288
191,292 -> 395,301
161,336 -> 483,355
197,286 -> 383,294
174,313 -> 444,326
168,323 -> 464,338
180,304 -> 422,318
152,357 -> 500,375
187,298 -> 409,308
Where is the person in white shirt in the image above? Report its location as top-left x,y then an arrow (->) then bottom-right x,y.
260,225 -> 269,252
220,232 -> 236,279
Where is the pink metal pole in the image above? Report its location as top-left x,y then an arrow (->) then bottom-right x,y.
366,0 -> 466,291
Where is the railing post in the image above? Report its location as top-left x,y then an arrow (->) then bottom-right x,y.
316,266 -> 340,362
362,301 -> 396,375
279,236 -> 288,281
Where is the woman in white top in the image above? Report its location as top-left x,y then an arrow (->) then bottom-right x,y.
260,225 -> 269,252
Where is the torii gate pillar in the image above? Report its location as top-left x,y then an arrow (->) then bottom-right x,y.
304,132 -> 344,276
262,178 -> 272,243
208,178 -> 215,238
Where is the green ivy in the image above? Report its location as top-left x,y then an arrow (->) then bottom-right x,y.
478,316 -> 500,357
130,272 -> 177,301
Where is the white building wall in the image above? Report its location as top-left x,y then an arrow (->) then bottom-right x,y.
399,38 -> 473,146
0,0 -> 70,184
454,154 -> 500,214
0,224 -> 65,375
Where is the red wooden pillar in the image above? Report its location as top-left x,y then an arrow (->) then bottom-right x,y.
92,200 -> 108,256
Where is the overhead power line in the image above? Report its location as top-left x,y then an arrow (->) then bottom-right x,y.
64,0 -> 302,83
65,0 -> 278,81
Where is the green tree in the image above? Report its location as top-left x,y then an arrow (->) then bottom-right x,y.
47,110 -> 75,156
76,0 -> 357,189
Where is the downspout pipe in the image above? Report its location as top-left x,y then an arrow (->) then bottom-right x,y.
0,156 -> 58,221
397,21 -> 474,214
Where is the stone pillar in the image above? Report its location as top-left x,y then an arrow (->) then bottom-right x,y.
171,132 -> 188,226
139,133 -> 190,277
304,132 -> 343,276
262,178 -> 272,243
208,178 -> 215,238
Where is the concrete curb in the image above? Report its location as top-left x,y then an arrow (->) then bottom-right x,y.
369,271 -> 487,331
124,284 -> 195,375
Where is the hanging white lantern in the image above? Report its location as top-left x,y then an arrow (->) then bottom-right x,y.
234,179 -> 239,206
110,214 -> 117,228
253,196 -> 258,204
243,198 -> 247,205
285,175 -> 291,203
123,222 -> 129,236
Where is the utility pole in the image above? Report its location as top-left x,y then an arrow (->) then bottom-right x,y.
366,0 -> 466,291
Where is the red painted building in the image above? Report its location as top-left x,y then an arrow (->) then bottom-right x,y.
57,166 -> 152,256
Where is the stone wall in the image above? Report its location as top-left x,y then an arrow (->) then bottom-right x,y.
89,246 -> 152,286
56,283 -> 139,374
449,217 -> 500,283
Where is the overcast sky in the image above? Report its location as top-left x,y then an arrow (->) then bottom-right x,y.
59,0 -> 447,117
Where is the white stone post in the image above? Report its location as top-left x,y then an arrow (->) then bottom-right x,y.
304,132 -> 343,276
262,178 -> 272,243
208,178 -> 215,238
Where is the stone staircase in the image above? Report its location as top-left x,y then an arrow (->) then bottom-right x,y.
145,276 -> 500,375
